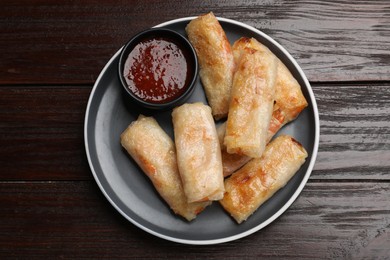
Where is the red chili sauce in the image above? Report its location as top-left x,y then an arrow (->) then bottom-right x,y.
123,37 -> 192,104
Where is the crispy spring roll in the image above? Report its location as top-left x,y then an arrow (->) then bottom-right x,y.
120,115 -> 210,221
172,103 -> 225,203
218,38 -> 308,176
232,37 -> 308,141
186,12 -> 234,120
220,135 -> 308,224
217,122 -> 251,177
224,47 -> 277,158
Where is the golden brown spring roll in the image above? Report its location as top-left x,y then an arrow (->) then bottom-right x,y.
120,115 -> 210,221
232,37 -> 308,141
172,102 -> 225,203
186,12 -> 234,120
217,122 -> 251,177
220,135 -> 308,224
218,38 -> 308,176
224,47 -> 277,158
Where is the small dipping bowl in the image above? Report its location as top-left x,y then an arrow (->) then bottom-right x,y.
118,28 -> 198,110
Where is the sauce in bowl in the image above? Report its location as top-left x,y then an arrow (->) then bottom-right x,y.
123,36 -> 193,104
118,28 -> 198,110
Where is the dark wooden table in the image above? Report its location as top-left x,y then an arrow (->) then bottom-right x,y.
1,1 -> 389,259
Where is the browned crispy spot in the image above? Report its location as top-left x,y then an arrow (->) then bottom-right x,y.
238,37 -> 251,44
290,137 -> 303,148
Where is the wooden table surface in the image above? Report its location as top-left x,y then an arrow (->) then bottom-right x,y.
1,1 -> 389,259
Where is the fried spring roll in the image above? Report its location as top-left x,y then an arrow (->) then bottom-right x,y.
172,103 -> 225,203
220,135 -> 308,224
120,115 -> 210,221
232,37 -> 308,141
186,12 -> 234,120
219,38 -> 308,177
217,122 -> 250,177
224,47 -> 277,158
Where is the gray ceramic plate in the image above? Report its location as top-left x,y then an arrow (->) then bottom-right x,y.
84,17 -> 320,245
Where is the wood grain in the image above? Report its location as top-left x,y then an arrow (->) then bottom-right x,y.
0,0 -> 389,84
0,86 -> 91,180
0,181 -> 388,259
312,83 -> 390,180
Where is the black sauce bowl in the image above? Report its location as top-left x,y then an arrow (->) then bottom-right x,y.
118,28 -> 198,110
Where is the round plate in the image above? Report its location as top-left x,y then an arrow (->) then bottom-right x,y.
84,16 -> 320,245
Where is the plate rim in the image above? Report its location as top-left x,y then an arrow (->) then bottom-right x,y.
84,16 -> 320,245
